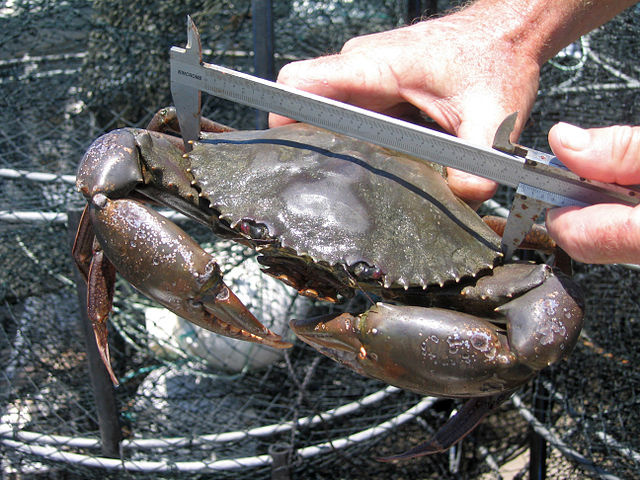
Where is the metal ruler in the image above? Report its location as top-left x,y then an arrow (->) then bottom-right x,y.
170,16 -> 640,259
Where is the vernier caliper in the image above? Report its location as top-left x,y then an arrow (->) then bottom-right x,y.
170,17 -> 640,259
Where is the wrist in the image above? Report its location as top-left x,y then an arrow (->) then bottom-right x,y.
455,0 -> 637,67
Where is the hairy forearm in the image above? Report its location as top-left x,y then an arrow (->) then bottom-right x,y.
456,0 -> 638,65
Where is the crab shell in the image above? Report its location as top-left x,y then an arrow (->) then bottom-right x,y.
180,123 -> 503,298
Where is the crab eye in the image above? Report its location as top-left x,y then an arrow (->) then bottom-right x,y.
350,262 -> 383,282
238,219 -> 269,240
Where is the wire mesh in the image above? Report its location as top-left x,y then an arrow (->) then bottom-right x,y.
1,1 -> 640,478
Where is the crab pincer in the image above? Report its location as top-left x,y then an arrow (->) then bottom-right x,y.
290,263 -> 584,458
75,196 -> 290,384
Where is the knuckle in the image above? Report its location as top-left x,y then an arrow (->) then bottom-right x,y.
341,36 -> 364,53
584,218 -> 633,263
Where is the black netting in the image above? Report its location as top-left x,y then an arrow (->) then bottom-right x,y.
1,1 -> 640,478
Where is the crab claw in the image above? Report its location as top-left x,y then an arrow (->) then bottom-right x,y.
291,264 -> 584,398
291,307 -> 520,459
291,303 -> 537,398
291,265 -> 584,458
85,194 -> 290,379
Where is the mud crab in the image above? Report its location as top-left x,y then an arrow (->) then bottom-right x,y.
73,108 -> 584,459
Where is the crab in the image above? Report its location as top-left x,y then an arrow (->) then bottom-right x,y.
73,108 -> 584,459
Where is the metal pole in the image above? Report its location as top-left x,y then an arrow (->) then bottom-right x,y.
404,0 -> 421,24
529,378 -> 548,480
424,0 -> 438,18
405,1 -> 439,24
67,208 -> 122,458
269,442 -> 292,480
251,0 -> 275,129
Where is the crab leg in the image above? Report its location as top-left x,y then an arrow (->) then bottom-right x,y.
73,205 -> 119,384
482,215 -> 557,253
378,393 -> 511,461
71,205 -> 95,282
291,271 -> 584,385
85,241 -> 118,384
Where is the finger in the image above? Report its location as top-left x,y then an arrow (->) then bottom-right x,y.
267,56 -> 355,128
445,110 -> 511,205
269,53 -> 401,128
548,123 -> 640,184
546,204 -> 640,264
446,169 -> 498,207
268,112 -> 296,128
269,57 -> 346,128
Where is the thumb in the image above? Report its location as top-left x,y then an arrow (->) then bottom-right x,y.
548,123 -> 640,184
546,122 -> 640,264
545,203 -> 640,264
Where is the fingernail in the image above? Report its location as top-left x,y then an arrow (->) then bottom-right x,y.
557,122 -> 590,151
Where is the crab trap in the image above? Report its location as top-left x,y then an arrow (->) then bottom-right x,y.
2,1 -> 640,479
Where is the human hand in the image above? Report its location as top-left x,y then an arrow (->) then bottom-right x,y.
545,123 -> 640,264
269,11 -> 542,205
